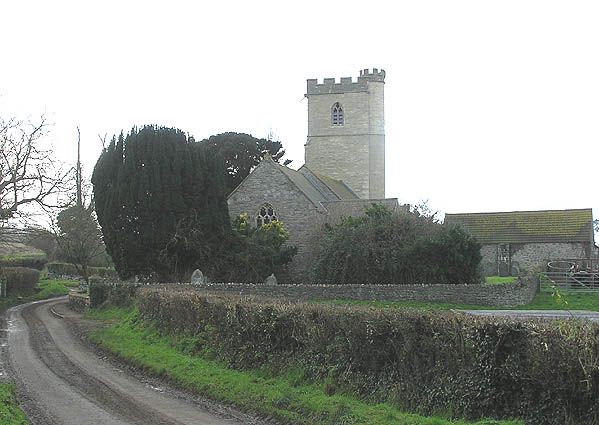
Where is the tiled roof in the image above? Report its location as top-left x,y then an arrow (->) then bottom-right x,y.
274,162 -> 329,208
297,166 -> 359,201
444,209 -> 594,244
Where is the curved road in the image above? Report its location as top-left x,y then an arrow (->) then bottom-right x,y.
5,298 -> 262,425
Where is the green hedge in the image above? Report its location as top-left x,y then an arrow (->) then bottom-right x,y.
89,281 -> 139,308
1,267 -> 40,295
46,262 -> 118,279
0,253 -> 47,270
136,287 -> 599,425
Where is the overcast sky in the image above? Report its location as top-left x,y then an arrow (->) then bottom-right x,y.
1,1 -> 597,223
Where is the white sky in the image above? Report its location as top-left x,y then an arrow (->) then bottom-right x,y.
1,0 -> 597,225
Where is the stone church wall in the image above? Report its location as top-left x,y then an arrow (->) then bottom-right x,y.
227,161 -> 326,283
305,70 -> 385,199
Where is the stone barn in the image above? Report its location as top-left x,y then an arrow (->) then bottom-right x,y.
444,208 -> 596,276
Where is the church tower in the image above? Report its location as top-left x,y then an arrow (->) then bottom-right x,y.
305,68 -> 386,199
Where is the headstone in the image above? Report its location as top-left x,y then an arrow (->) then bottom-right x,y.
191,269 -> 205,285
264,273 -> 277,285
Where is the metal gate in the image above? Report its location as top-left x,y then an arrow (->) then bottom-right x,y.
541,258 -> 599,291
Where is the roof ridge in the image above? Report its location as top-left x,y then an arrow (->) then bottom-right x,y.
446,208 -> 593,216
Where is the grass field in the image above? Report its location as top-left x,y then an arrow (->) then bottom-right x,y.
89,308 -> 523,425
0,384 -> 29,425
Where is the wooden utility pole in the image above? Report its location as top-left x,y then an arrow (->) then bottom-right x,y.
76,126 -> 82,207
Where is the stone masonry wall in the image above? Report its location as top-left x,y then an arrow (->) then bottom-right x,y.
227,160 -> 325,282
480,242 -> 589,276
511,242 -> 589,272
305,70 -> 385,199
192,276 -> 539,308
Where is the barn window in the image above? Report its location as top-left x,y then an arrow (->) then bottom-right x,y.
331,102 -> 344,126
256,203 -> 277,227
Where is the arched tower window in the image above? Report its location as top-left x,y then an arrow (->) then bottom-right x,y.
331,102 -> 344,126
256,203 -> 277,227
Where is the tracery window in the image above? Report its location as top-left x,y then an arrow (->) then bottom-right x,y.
256,203 -> 277,227
331,102 -> 344,126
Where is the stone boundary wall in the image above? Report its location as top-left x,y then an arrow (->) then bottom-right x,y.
192,276 -> 539,308
68,292 -> 90,312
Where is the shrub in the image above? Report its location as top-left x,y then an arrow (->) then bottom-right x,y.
89,281 -> 139,308
136,286 -> 599,425
1,267 -> 40,295
0,253 -> 47,270
314,204 -> 481,284
216,214 -> 297,283
46,262 -> 78,276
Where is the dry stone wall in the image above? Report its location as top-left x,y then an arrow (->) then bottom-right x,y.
191,276 -> 539,308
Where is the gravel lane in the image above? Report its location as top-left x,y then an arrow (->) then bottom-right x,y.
5,298 -> 264,425
459,309 -> 599,322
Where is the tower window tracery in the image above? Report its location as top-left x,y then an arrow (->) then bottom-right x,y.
331,102 -> 344,126
256,203 -> 277,227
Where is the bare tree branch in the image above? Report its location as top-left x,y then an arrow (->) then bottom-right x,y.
1,113 -> 75,223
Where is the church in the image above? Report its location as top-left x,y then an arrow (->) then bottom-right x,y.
227,69 -> 399,282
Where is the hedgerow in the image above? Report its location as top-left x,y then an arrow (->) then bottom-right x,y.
1,267 -> 40,295
0,252 -> 47,270
46,262 -> 118,279
135,286 -> 598,425
89,281 -> 140,308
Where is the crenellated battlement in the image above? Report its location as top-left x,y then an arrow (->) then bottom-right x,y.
359,68 -> 386,82
306,68 -> 385,95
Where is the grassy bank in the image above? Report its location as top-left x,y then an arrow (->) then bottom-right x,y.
89,308 -> 522,425
0,384 -> 29,425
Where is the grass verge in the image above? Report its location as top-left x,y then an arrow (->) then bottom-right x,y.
88,308 -> 522,425
0,383 -> 28,425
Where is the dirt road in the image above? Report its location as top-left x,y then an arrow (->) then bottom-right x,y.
5,298 -> 264,425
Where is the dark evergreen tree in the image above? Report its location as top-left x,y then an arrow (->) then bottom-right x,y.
92,126 -> 229,281
200,132 -> 289,194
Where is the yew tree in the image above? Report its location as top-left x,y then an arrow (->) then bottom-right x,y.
92,126 -> 229,280
200,132 -> 289,194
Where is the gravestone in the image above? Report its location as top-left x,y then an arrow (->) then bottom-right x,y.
264,273 -> 277,285
191,269 -> 205,285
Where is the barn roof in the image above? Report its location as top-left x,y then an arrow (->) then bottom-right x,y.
444,208 -> 594,244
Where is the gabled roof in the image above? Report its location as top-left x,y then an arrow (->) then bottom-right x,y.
444,208 -> 594,244
227,156 -> 358,210
298,166 -> 359,201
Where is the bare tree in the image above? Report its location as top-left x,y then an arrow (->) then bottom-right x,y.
0,114 -> 74,222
